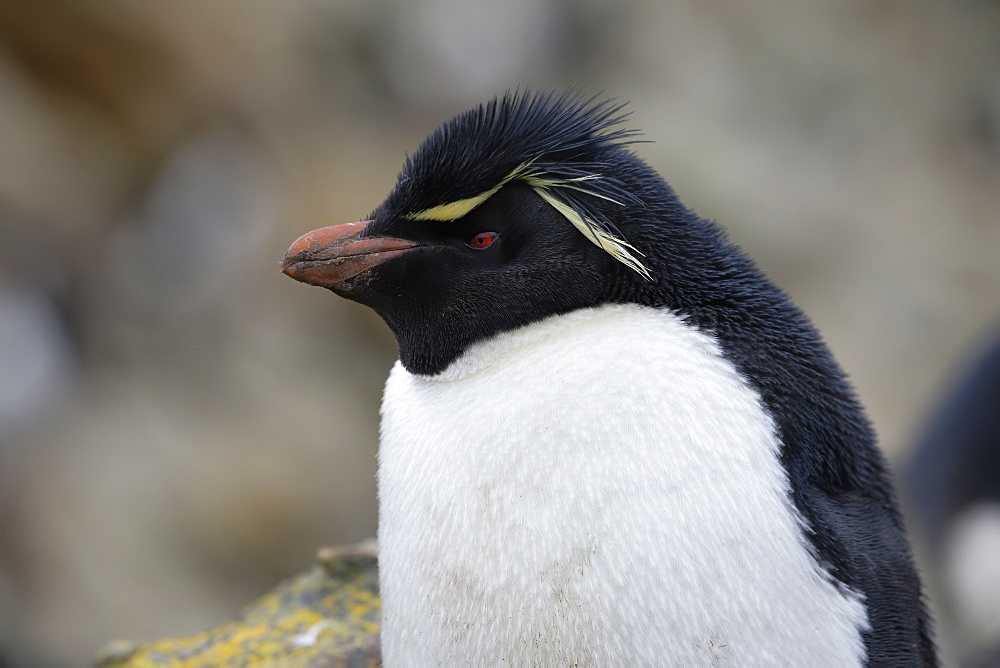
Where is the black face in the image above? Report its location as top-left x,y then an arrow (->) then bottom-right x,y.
276,91 -> 667,374
338,183 -> 621,375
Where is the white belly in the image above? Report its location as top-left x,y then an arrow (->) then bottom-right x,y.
377,304 -> 867,666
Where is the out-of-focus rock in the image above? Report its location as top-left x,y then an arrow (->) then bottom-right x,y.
110,126 -> 276,319
0,285 -> 75,440
0,0 -> 197,237
96,543 -> 380,668
372,0 -> 562,105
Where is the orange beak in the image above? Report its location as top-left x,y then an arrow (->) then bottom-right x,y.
280,221 -> 418,288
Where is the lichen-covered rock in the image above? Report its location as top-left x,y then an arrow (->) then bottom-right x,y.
96,543 -> 380,667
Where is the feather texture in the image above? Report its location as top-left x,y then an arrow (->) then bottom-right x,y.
380,90 -> 651,276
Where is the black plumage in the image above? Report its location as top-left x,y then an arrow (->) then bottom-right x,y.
377,91 -> 643,224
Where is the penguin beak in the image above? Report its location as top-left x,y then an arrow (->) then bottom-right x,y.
281,221 -> 418,288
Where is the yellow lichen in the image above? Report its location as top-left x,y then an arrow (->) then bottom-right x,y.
97,543 -> 381,667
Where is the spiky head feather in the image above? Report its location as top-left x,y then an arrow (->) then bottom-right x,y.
372,91 -> 651,278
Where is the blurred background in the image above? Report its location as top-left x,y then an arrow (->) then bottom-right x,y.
0,0 -> 997,665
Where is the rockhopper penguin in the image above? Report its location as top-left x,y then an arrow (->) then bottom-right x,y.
281,91 -> 935,666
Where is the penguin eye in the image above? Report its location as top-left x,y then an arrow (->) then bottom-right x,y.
468,232 -> 498,250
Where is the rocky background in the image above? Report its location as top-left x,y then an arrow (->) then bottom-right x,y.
0,0 -> 997,665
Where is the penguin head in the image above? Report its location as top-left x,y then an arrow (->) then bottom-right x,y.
282,91 -> 708,375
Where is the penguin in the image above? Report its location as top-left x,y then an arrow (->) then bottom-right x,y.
905,328 -> 1000,551
903,329 -> 1000,663
281,91 -> 935,666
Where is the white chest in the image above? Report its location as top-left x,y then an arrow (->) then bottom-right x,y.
377,304 -> 866,666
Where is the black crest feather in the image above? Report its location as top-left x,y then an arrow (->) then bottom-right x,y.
374,90 -> 650,275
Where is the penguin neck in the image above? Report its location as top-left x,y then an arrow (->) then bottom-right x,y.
423,304 -> 645,383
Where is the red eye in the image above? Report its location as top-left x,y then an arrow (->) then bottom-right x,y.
468,231 -> 498,249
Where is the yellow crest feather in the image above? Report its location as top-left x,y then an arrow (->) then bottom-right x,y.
406,162 -> 652,280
